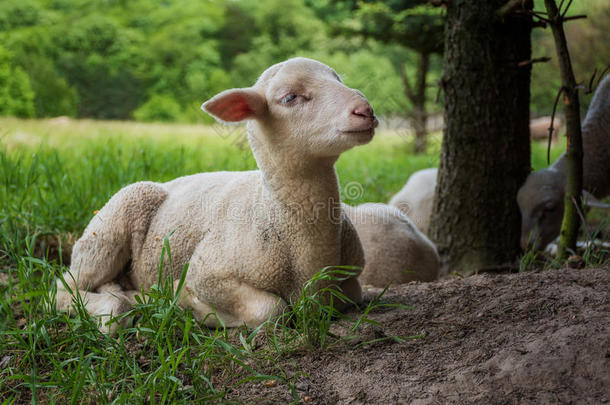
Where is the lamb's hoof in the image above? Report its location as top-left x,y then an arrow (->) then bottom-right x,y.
98,313 -> 128,335
91,294 -> 132,335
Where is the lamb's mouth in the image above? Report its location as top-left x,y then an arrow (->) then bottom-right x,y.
340,127 -> 376,136
339,117 -> 378,137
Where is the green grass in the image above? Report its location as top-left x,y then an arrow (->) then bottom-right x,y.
2,238 -> 277,402
0,117 -> 569,402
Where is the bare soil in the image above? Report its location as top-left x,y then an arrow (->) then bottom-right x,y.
229,267 -> 610,404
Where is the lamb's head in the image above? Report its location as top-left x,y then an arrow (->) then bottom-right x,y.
202,57 -> 378,159
517,167 -> 565,251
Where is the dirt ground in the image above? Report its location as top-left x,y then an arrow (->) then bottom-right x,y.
229,267 -> 610,404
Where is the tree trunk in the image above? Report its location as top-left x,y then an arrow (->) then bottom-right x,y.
398,52 -> 431,155
544,0 -> 583,260
413,53 -> 430,154
429,0 -> 533,275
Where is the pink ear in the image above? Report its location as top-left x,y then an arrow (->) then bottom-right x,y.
202,88 -> 266,122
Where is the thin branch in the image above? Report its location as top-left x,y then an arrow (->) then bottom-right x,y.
512,8 -> 552,24
548,86 -> 565,165
599,66 -> 610,84
435,83 -> 443,104
534,16 -> 552,24
594,66 -> 610,91
533,20 -> 548,28
583,66 -> 609,94
585,68 -> 599,95
545,0 -> 584,260
530,12 -> 552,24
517,56 -> 551,67
530,10 -> 550,18
561,0 -> 574,18
435,76 -> 447,104
398,63 -> 415,103
563,15 -> 587,22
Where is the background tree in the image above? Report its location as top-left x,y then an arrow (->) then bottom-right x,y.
317,0 -> 444,153
0,0 -> 606,123
0,45 -> 34,117
429,0 -> 533,274
355,1 -> 443,154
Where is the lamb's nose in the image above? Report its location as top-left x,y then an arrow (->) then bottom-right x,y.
352,104 -> 374,119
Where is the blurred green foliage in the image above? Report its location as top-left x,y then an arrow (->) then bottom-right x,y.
0,0 -> 607,122
133,94 -> 182,122
0,45 -> 35,117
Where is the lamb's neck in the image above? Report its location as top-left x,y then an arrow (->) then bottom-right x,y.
261,155 -> 341,214
250,136 -> 341,217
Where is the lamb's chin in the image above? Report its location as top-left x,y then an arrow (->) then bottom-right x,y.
339,128 -> 375,144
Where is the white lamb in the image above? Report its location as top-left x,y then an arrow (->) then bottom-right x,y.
388,168 -> 437,236
55,58 -> 379,332
518,74 -> 610,250
343,203 -> 440,287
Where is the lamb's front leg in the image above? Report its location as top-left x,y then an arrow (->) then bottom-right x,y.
175,278 -> 287,328
56,182 -> 167,333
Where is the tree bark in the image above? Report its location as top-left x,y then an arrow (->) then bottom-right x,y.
544,0 -> 583,259
429,0 -> 533,274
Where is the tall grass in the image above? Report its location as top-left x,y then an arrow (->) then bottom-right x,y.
268,266 -> 411,353
1,239 -> 278,402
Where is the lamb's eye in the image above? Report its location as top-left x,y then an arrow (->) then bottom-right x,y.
281,93 -> 297,104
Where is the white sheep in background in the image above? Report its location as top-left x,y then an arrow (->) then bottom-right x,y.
518,74 -> 610,251
55,58 -> 379,332
344,203 -> 440,287
388,167 -> 437,236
